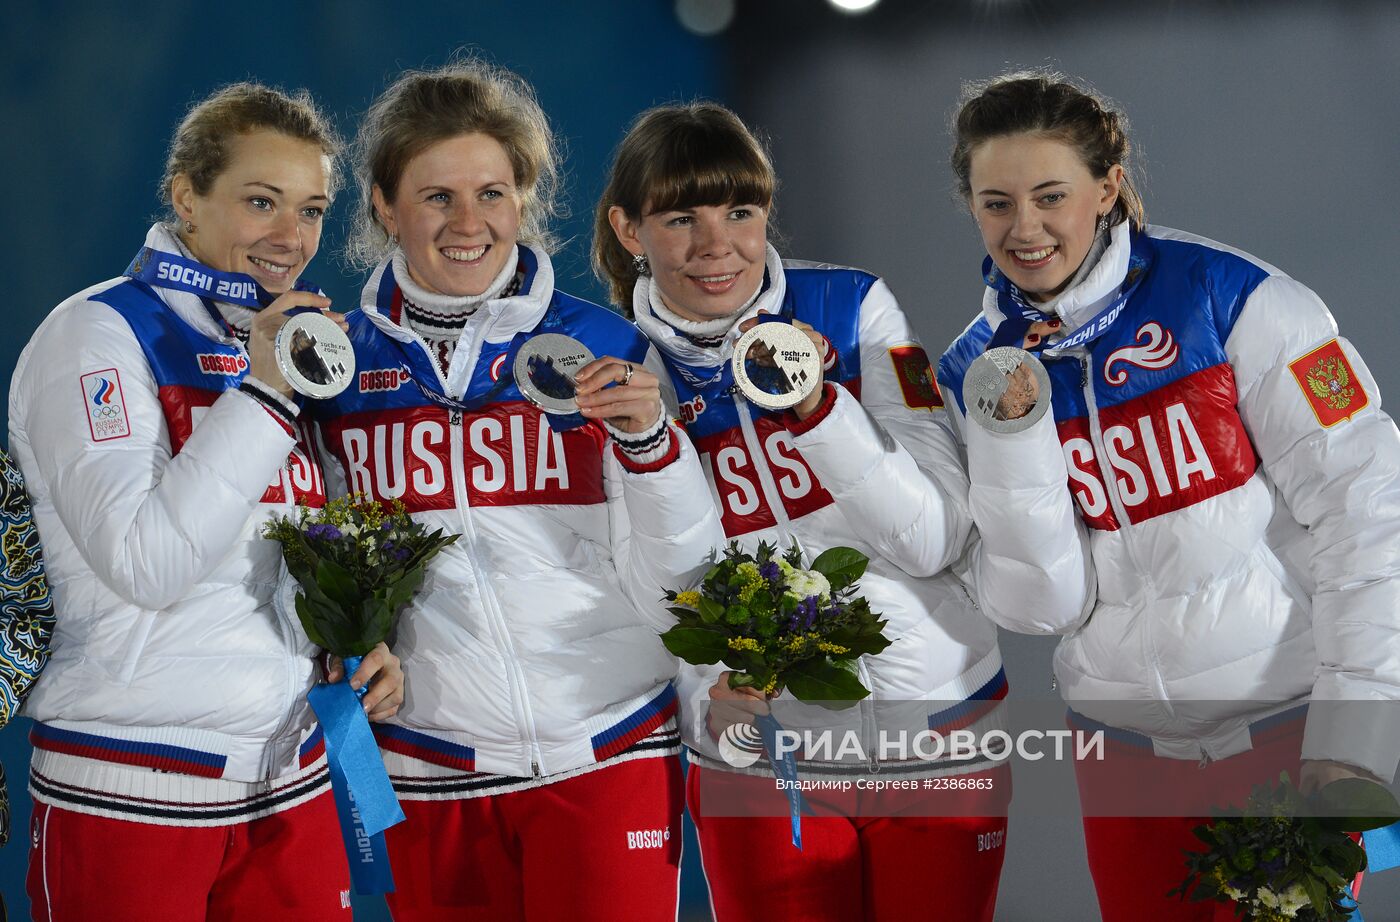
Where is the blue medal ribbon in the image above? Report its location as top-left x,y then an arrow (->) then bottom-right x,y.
755,712 -> 807,850
125,246 -> 317,310
980,251 -> 1148,357
306,654 -> 405,895
1364,821 -> 1400,873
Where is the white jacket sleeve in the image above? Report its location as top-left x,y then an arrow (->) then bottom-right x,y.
10,298 -> 297,612
1226,276 -> 1400,781
941,359 -> 1096,636
788,280 -> 972,577
605,348 -> 726,633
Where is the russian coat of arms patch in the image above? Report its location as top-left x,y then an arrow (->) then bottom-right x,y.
1288,339 -> 1369,427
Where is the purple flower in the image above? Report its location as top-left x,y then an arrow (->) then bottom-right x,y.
798,596 -> 819,630
760,561 -> 781,584
306,523 -> 343,542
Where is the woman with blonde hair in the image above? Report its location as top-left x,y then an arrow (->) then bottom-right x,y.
9,82 -> 403,919
310,61 -> 722,919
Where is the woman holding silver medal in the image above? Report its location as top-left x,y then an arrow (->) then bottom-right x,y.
594,102 -> 1090,922
936,72 -> 1400,921
305,60 -> 723,919
7,83 -> 404,919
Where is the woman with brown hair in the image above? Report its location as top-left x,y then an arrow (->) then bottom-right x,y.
595,102 -> 1089,922
311,61 -> 722,919
937,71 -> 1400,920
8,82 -> 403,918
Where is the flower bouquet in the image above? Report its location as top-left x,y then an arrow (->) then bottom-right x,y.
263,494 -> 457,657
661,540 -> 890,709
1171,773 -> 1400,920
262,494 -> 456,895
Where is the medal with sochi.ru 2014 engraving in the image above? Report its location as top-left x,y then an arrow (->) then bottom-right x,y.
275,310 -> 356,399
513,333 -> 595,416
963,346 -> 1051,434
732,321 -> 821,411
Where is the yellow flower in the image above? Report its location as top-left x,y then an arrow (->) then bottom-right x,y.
728,637 -> 764,653
737,562 -> 761,581
762,676 -> 779,695
738,582 -> 763,604
673,590 -> 702,609
817,642 -> 849,655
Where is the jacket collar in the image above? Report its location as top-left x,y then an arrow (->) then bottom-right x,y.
136,223 -> 242,345
631,243 -> 786,371
980,220 -> 1138,334
359,242 -> 555,347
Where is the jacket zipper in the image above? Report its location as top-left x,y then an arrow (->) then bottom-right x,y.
441,320 -> 543,776
1075,351 -> 1176,723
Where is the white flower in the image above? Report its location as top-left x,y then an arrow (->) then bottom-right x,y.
1257,889 -> 1280,910
340,523 -> 361,539
1223,885 -> 1247,901
1277,884 -> 1309,916
782,566 -> 830,603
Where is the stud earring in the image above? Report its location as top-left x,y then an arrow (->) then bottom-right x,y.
184,219 -> 196,234
632,253 -> 650,277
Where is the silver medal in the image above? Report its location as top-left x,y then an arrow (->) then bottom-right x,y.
514,333 -> 595,415
731,322 -> 821,411
274,311 -> 355,399
963,347 -> 1051,434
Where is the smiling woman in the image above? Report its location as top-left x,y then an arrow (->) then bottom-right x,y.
935,71 -> 1400,922
6,83 -> 407,919
312,60 -> 724,920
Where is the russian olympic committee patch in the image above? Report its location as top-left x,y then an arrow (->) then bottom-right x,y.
80,368 -> 131,442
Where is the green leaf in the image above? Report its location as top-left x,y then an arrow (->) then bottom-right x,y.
660,625 -> 730,664
783,656 -> 869,709
1300,874 -> 1329,915
698,596 -> 725,624
809,546 -> 868,592
314,557 -> 363,611
293,593 -> 332,649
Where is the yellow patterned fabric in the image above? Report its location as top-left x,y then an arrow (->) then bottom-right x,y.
0,449 -> 54,847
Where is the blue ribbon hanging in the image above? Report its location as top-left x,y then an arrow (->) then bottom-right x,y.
1363,821 -> 1400,873
755,712 -> 806,850
306,654 -> 406,895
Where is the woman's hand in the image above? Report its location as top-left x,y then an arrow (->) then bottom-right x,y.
246,292 -> 349,397
574,356 -> 663,434
994,361 -> 1040,420
705,671 -> 771,739
326,642 -> 404,721
993,319 -> 1060,420
1299,758 -> 1384,795
737,314 -> 831,419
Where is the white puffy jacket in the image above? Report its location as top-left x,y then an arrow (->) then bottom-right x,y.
9,224 -> 324,783
305,244 -> 723,780
637,246 -> 1089,766
938,222 -> 1400,781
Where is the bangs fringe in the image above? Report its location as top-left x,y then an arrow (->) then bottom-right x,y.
642,129 -> 773,214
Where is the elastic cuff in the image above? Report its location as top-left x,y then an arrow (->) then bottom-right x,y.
783,383 -> 839,436
238,379 -> 298,436
608,415 -> 672,465
613,426 -> 680,473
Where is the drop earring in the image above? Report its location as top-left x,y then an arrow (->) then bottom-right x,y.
632,253 -> 650,277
